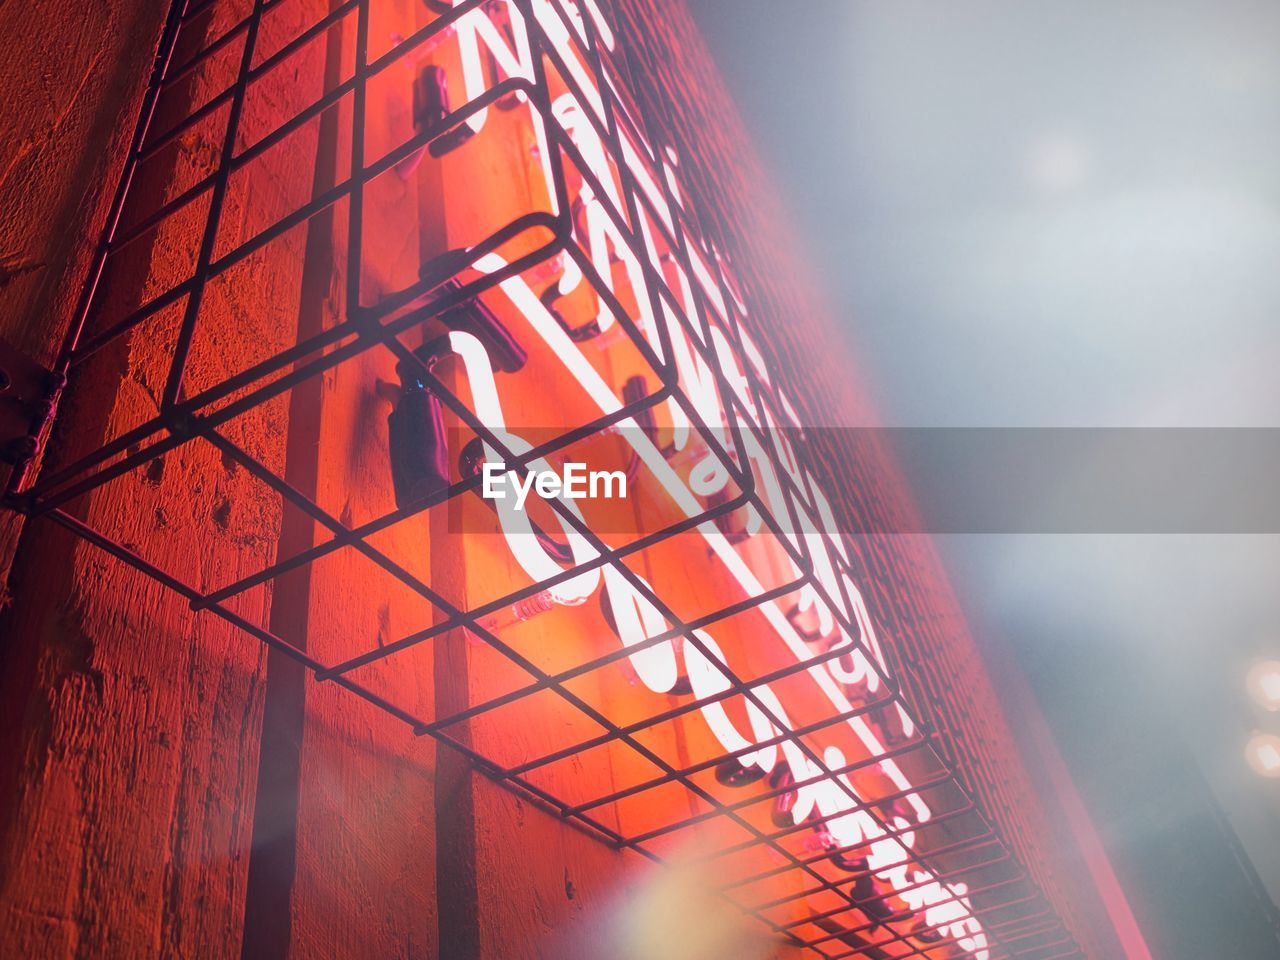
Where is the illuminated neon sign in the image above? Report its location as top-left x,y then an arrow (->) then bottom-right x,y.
18,0 -> 1081,953
379,1 -> 990,954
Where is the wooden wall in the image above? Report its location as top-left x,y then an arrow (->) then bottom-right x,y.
0,2 -> 720,958
0,2 -> 1106,959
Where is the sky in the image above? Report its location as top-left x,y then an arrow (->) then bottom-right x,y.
686,1 -> 1280,956
689,0 -> 1280,429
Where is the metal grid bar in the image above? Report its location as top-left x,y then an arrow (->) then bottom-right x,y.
3,1 -> 1091,957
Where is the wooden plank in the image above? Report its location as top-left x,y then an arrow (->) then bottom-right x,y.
239,3 -> 347,957
281,5 -> 440,959
0,2 -> 306,955
0,0 -> 167,591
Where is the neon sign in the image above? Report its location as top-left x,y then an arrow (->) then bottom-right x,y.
21,0 -> 1086,954
379,1 -> 990,954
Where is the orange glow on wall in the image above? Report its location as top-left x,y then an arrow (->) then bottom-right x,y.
2,2 -> 1118,958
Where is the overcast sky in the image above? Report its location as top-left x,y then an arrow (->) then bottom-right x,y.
690,0 -> 1280,429
687,2 -> 1280,955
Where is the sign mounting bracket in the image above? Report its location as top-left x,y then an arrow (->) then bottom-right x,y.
0,336 -> 63,506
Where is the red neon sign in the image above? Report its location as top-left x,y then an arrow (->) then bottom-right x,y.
15,0 -> 1090,955
366,1 -> 990,954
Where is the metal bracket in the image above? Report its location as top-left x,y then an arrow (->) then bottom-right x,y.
0,336 -> 63,496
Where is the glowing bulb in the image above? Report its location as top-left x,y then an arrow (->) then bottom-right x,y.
1245,732 -> 1280,778
1246,660 -> 1280,711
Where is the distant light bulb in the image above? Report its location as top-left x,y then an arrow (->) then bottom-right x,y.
1245,732 -> 1280,778
1246,660 -> 1280,711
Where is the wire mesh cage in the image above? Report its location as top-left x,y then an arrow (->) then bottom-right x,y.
5,1 -> 1088,957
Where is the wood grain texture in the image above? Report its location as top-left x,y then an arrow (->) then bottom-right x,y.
1,1 -> 1108,958
1,2 -> 290,956
0,0 -> 169,592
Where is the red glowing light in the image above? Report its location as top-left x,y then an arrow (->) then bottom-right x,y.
7,1 -> 1099,956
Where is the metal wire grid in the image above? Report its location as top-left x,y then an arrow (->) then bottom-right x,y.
599,3 -> 1098,948
2,1 -> 1085,957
